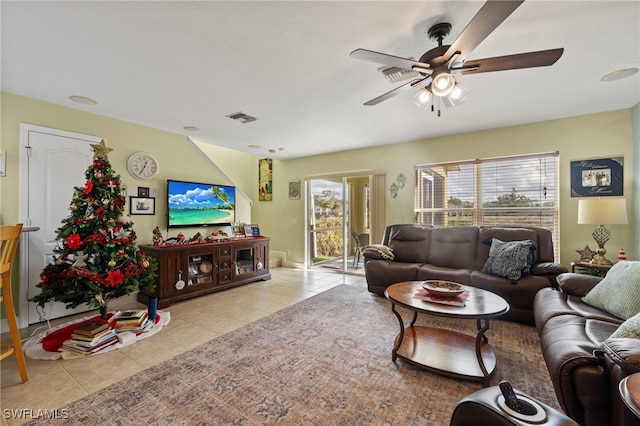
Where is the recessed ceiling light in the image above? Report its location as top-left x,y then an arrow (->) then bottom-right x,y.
268,149 -> 277,154
69,95 -> 97,105
248,145 -> 261,149
600,68 -> 639,82
183,126 -> 200,132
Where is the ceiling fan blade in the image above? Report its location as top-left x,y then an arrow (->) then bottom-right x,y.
363,77 -> 428,106
350,48 -> 431,74
443,0 -> 524,63
457,48 -> 564,74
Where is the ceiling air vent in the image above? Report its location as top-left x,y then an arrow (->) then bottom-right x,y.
226,112 -> 257,123
378,65 -> 419,83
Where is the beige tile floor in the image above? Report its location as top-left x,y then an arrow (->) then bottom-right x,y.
1,267 -> 366,425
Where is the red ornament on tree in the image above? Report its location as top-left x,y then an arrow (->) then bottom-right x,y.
66,234 -> 82,250
83,180 -> 93,196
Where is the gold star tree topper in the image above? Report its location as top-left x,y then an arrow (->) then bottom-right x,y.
90,139 -> 113,160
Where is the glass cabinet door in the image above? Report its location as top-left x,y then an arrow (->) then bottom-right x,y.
235,247 -> 254,276
187,253 -> 214,285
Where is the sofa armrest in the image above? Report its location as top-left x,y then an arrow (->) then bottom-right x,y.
598,338 -> 640,374
556,273 -> 603,297
530,262 -> 568,289
531,262 -> 568,276
597,338 -> 640,426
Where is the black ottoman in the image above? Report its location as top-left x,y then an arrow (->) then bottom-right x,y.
450,386 -> 578,426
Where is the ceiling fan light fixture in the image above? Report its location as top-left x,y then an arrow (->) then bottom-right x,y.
431,72 -> 456,97
443,83 -> 469,108
412,87 -> 432,109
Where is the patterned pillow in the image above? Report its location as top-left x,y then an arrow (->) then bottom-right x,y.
609,311 -> 640,339
482,238 -> 538,283
583,261 -> 640,320
361,244 -> 395,260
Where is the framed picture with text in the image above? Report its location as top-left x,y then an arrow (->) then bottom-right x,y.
570,157 -> 623,197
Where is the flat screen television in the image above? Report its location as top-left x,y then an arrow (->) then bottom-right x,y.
167,180 -> 236,228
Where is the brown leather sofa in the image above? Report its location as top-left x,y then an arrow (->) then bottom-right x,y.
363,224 -> 567,324
534,273 -> 640,426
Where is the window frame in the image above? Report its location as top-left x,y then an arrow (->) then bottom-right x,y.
413,152 -> 560,260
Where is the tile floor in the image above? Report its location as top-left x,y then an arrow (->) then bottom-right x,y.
1,267 -> 366,425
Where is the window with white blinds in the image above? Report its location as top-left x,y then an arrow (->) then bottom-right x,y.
414,152 -> 559,259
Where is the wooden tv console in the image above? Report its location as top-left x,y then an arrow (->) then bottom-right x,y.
137,237 -> 270,308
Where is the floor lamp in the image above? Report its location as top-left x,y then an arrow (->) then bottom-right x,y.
577,198 -> 628,265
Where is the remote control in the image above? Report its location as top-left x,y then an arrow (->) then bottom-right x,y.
499,381 -> 524,413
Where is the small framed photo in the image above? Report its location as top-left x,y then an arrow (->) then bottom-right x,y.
251,224 -> 260,236
130,197 -> 155,215
289,180 -> 301,200
137,187 -> 150,197
232,222 -> 244,237
244,224 -> 253,237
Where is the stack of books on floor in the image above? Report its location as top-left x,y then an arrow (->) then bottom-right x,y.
62,321 -> 118,355
114,310 -> 152,333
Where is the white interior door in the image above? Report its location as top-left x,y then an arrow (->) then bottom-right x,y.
19,124 -> 102,325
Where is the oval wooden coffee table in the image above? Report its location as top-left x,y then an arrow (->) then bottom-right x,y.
385,281 -> 510,386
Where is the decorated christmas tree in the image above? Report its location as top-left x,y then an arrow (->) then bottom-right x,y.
33,140 -> 157,317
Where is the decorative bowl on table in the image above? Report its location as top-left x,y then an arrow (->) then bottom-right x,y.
421,280 -> 466,298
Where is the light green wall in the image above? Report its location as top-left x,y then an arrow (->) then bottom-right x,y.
0,92 -> 259,319
1,91 -> 637,317
0,92 -> 254,239
253,109 -> 636,267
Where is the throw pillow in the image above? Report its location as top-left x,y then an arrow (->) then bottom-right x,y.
482,238 -> 538,282
361,244 -> 394,260
609,311 -> 640,339
582,261 -> 640,320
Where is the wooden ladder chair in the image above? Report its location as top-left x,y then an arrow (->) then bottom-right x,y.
1,223 -> 28,382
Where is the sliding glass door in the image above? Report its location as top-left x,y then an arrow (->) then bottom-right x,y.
308,178 -> 349,271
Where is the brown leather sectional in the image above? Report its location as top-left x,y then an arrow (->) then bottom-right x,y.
534,273 -> 640,426
363,224 -> 567,324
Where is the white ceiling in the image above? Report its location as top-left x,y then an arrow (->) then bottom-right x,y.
2,1 -> 639,160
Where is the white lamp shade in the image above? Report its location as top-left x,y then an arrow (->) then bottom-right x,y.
577,198 -> 628,225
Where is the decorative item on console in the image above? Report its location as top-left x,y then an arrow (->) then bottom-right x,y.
152,226 -> 164,245
152,228 -> 235,247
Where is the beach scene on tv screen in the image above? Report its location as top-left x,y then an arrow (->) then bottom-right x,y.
168,181 -> 235,226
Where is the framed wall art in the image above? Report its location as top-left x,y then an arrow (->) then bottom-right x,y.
259,158 -> 272,201
130,197 -> 155,215
570,156 -> 623,197
288,180 -> 301,200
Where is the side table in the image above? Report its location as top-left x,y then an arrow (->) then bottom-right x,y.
570,261 -> 612,277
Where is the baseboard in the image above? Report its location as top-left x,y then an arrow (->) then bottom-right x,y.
270,250 -> 304,269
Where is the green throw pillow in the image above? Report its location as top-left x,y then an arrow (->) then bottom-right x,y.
583,261 -> 640,320
482,238 -> 537,282
610,311 -> 640,339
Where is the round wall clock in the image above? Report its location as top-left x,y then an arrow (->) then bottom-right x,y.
127,152 -> 159,181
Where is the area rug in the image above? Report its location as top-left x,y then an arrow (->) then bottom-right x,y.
30,284 -> 559,425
